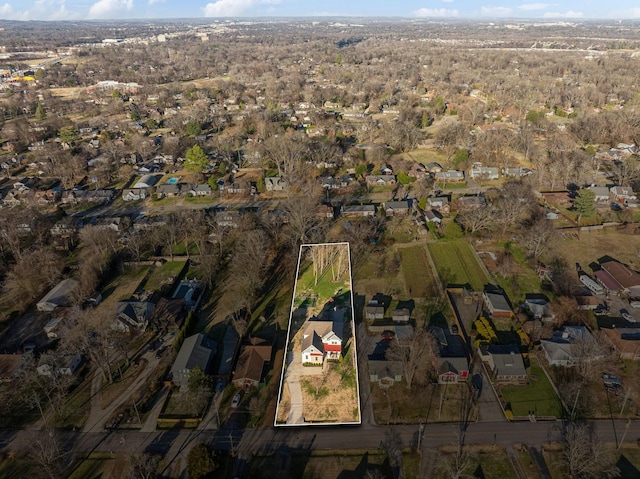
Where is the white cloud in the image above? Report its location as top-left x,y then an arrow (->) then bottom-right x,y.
0,0 -> 72,20
203,0 -> 280,17
441,0 -> 454,3
543,10 -> 583,18
0,2 -> 12,15
480,6 -> 513,17
414,8 -> 459,17
148,0 -> 164,5
88,0 -> 133,18
518,3 -> 553,11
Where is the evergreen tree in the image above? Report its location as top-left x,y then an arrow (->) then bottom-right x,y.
185,145 -> 209,172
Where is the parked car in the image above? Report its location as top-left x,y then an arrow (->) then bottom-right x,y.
621,309 -> 636,322
381,330 -> 395,340
231,393 -> 241,408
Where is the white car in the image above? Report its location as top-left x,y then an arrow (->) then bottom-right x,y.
621,309 -> 636,322
231,393 -> 241,408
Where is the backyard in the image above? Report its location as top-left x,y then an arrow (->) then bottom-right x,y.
428,241 -> 489,291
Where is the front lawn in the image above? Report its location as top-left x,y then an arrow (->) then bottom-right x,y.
500,359 -> 563,418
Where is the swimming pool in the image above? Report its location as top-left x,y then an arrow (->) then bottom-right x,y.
167,177 -> 180,185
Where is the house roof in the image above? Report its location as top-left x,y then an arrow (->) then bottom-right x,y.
343,204 -> 375,213
541,340 -> 575,363
171,333 -> 217,376
301,330 -> 324,355
437,357 -> 469,376
384,201 -> 409,210
481,344 -> 526,377
485,292 -> 511,312
600,261 -> 640,290
368,360 -> 403,379
492,351 -> 526,377
37,278 -> 79,311
233,340 -> 272,384
594,269 -> 620,291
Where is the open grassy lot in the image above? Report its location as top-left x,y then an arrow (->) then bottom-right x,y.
500,358 -> 563,418
399,245 -> 440,299
246,450 -> 391,479
552,226 -> 640,274
478,241 -> 542,305
433,445 -> 517,479
428,241 -> 489,291
403,148 -> 449,166
101,264 -> 149,307
144,261 -> 187,292
371,382 -> 474,424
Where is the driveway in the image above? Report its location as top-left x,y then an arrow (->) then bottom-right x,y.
283,351 -> 323,425
83,348 -> 163,433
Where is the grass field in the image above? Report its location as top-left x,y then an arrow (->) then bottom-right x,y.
500,359 -> 563,418
144,261 -> 187,292
101,265 -> 149,306
427,241 -> 489,291
371,382 -> 473,424
399,245 -> 439,299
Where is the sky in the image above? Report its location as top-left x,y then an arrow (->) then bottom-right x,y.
0,0 -> 639,23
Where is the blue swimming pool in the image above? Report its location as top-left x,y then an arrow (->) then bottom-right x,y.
167,177 -> 180,185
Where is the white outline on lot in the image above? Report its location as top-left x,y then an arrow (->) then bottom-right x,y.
275,242 -> 361,427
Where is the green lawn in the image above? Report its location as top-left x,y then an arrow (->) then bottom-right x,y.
491,243 -> 541,305
500,360 -> 563,418
144,261 -> 187,292
184,195 -> 217,205
427,241 -> 489,291
399,246 -> 439,299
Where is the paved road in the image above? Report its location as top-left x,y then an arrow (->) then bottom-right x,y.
3,418 -> 640,458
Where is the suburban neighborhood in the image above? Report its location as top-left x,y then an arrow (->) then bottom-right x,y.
0,15 -> 639,479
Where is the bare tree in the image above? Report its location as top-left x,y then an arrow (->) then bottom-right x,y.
562,422 -> 619,479
29,428 -> 68,479
519,217 -> 556,259
386,327 -> 435,389
456,205 -> 494,235
126,452 -> 161,479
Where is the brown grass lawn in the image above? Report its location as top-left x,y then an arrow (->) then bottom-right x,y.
100,265 -> 149,309
552,227 -> 640,273
433,445 -> 516,479
354,240 -> 438,304
300,364 -> 360,423
247,450 -> 391,479
371,382 -> 473,424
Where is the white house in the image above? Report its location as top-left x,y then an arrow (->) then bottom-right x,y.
301,316 -> 343,365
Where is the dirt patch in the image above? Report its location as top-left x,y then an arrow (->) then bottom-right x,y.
299,362 -> 360,423
276,381 -> 291,423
